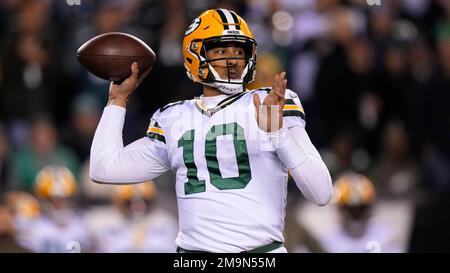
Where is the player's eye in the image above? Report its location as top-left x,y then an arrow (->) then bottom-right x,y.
235,49 -> 244,56
215,49 -> 225,54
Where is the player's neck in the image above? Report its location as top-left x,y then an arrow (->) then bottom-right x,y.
202,86 -> 226,97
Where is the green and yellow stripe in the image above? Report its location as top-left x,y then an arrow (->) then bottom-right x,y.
146,121 -> 166,143
283,99 -> 305,120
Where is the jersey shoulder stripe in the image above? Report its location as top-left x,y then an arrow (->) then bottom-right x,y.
147,132 -> 166,143
282,110 -> 305,120
146,117 -> 166,143
283,99 -> 305,120
250,87 -> 306,121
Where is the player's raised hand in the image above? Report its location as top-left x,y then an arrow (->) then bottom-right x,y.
253,72 -> 287,132
108,62 -> 149,106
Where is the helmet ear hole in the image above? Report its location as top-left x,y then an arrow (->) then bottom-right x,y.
186,58 -> 192,64
198,68 -> 206,77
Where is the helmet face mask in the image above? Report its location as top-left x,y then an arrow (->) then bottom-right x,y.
113,181 -> 156,217
183,9 -> 257,94
201,37 -> 256,83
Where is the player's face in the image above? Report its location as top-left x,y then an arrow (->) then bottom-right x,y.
206,43 -> 246,80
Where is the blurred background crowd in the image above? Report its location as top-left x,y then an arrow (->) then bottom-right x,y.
0,0 -> 449,252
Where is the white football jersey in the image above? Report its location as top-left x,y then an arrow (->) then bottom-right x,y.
90,207 -> 178,253
145,88 -> 306,252
16,211 -> 90,253
319,222 -> 403,253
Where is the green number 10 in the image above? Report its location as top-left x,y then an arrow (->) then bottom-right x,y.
177,122 -> 252,195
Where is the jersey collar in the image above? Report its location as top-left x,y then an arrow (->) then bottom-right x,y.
195,91 -> 247,117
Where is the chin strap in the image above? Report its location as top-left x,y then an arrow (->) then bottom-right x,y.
204,63 -> 245,94
206,82 -> 243,94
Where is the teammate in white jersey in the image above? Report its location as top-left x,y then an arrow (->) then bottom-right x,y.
19,166 -> 91,253
91,181 -> 178,253
90,9 -> 333,253
319,173 -> 403,253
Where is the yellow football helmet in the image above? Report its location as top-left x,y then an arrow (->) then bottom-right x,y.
5,191 -> 41,219
114,181 -> 157,215
333,172 -> 375,207
113,181 -> 156,204
183,9 -> 257,94
34,165 -> 78,200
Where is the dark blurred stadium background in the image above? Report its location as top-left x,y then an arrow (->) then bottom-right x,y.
0,0 -> 449,253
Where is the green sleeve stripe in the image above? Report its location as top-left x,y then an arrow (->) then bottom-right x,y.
283,110 -> 305,120
285,99 -> 296,105
147,132 -> 166,143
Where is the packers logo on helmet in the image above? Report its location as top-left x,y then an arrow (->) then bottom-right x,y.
185,17 -> 202,36
34,165 -> 77,200
183,9 -> 257,94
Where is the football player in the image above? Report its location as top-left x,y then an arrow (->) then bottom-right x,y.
90,9 -> 333,253
319,172 -> 403,253
21,165 -> 91,253
91,181 -> 178,252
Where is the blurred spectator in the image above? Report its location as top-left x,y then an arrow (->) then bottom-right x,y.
369,6 -> 395,70
420,21 -> 450,190
0,125 -> 12,193
68,0 -> 129,107
375,37 -> 412,127
371,120 -> 420,197
313,7 -> 369,144
0,0 -> 62,123
63,93 -> 101,163
158,0 -> 186,67
11,115 -> 80,192
406,37 -> 435,150
321,129 -> 371,178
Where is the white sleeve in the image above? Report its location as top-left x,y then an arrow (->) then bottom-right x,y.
90,105 -> 170,184
267,125 -> 333,206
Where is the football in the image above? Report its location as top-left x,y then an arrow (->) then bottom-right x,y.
76,32 -> 156,82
